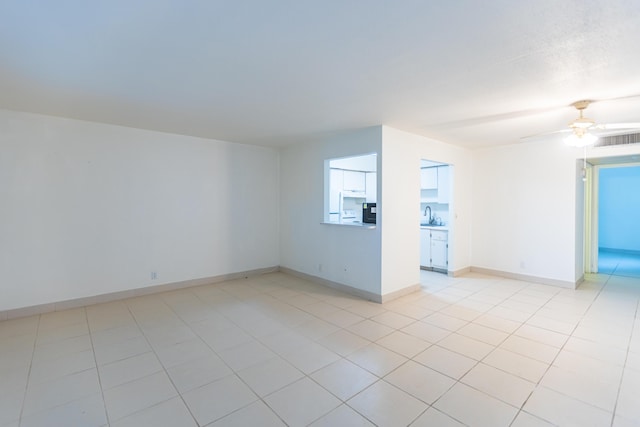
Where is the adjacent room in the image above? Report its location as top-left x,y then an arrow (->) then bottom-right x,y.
2,2 -> 640,426
597,165 -> 640,278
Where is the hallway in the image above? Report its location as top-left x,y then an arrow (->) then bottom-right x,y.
599,249 -> 640,279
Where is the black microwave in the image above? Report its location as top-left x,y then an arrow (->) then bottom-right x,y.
362,203 -> 376,224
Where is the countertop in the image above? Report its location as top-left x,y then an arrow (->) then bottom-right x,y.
420,225 -> 449,231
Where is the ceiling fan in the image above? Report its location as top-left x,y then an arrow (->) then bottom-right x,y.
523,99 -> 640,147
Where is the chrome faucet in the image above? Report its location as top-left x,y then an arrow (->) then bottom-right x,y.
424,205 -> 432,224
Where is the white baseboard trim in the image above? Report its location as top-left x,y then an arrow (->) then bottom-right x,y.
280,267 -> 421,304
450,267 -> 471,277
469,267 -> 577,289
380,284 -> 422,303
279,267 -> 385,303
0,264 -> 584,321
1,266 -> 279,321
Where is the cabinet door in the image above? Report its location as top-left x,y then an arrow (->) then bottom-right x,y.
365,172 -> 377,202
329,169 -> 343,214
431,235 -> 448,270
421,167 -> 438,189
437,166 -> 450,204
343,170 -> 366,192
420,229 -> 431,267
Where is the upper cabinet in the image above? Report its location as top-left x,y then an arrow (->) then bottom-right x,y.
343,170 -> 366,192
420,165 -> 450,204
329,169 -> 343,213
365,172 -> 377,203
420,167 -> 438,190
437,166 -> 450,204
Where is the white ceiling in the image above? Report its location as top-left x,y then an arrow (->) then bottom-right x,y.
2,1 -> 640,148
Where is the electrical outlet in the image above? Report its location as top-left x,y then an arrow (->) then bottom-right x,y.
151,271 -> 158,280
318,263 -> 323,272
519,261 -> 526,269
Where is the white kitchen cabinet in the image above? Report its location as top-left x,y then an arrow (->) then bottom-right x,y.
421,228 -> 448,271
343,170 -> 366,192
365,172 -> 377,202
329,168 -> 343,214
430,230 -> 448,270
420,167 -> 438,190
437,166 -> 450,204
420,229 -> 431,267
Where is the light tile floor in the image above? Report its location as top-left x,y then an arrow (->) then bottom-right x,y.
1,270 -> 639,426
599,249 -> 640,278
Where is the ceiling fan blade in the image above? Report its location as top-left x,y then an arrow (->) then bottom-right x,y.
592,122 -> 640,130
593,93 -> 640,104
430,94 -> 640,130
427,105 -> 568,130
519,129 -> 571,143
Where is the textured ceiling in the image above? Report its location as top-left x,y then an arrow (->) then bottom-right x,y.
2,1 -> 640,148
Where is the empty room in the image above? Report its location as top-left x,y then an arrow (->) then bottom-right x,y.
2,1 -> 640,426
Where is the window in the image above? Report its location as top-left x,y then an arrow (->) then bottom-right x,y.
325,153 -> 377,224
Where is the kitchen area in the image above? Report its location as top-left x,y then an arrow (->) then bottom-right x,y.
327,153 -> 377,225
420,160 -> 450,273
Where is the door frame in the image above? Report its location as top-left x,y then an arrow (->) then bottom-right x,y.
586,160 -> 640,273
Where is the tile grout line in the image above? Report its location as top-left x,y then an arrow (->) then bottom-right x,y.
609,294 -> 639,427
509,272 -> 614,426
6,271 -> 636,427
16,314 -> 41,427
84,307 -> 111,427
204,275 -> 446,425
116,298 -> 201,426
409,276 -> 522,426
412,277 -> 583,426
432,281 -> 545,427
163,282 -> 292,427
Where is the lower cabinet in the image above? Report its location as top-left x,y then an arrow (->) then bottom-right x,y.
430,230 -> 448,270
421,229 -> 448,272
420,229 -> 431,267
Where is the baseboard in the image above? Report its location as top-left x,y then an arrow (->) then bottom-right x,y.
279,267 -> 384,303
1,263 -> 582,322
599,247 -> 640,256
450,266 -> 471,277
469,267 -> 577,289
0,266 -> 279,320
1,264 -> 415,320
380,284 -> 421,303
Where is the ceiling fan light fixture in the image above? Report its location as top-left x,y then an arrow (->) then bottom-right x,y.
569,116 -> 595,129
564,132 -> 598,147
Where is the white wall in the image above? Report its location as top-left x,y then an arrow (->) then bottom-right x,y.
471,140 -> 579,283
0,110 -> 280,311
279,127 -> 382,295
471,140 -> 640,285
382,126 -> 472,287
380,129 -> 421,295
279,125 -> 473,299
381,126 -> 473,295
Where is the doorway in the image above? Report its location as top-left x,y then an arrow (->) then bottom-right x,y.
419,159 -> 452,275
587,158 -> 640,278
597,164 -> 640,278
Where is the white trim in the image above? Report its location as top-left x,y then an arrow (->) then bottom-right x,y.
470,267 -> 578,289
1,267 -> 278,320
590,165 -> 600,273
279,267 -> 420,304
450,267 -> 471,277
